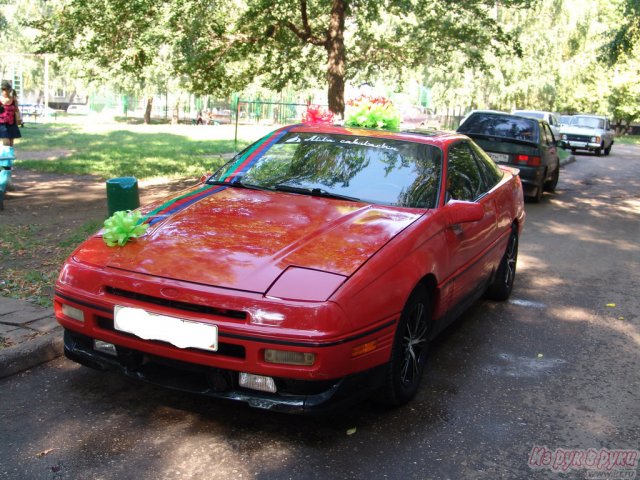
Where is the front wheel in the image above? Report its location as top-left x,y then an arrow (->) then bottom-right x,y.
604,144 -> 612,155
486,229 -> 518,301
379,285 -> 432,407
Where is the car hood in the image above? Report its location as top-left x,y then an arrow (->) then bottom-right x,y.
561,125 -> 604,135
75,185 -> 423,293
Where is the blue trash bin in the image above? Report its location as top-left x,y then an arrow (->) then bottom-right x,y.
0,146 -> 15,211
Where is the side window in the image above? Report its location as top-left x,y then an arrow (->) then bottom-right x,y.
544,123 -> 555,144
469,141 -> 504,189
446,142 -> 484,202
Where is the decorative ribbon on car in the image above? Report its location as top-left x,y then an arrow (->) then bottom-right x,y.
218,124 -> 299,183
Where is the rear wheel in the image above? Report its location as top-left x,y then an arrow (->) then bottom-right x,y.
486,229 -> 518,301
528,178 -> 543,203
571,148 -> 577,154
544,166 -> 559,192
379,285 -> 432,406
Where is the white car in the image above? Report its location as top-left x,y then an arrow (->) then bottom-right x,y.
559,115 -> 615,156
512,110 -> 562,141
67,104 -> 91,115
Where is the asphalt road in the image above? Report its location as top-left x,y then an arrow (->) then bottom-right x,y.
1,145 -> 638,480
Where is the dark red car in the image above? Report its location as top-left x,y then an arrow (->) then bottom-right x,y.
55,124 -> 525,413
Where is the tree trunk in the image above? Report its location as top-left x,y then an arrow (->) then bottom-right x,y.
172,99 -> 180,125
144,96 -> 153,124
326,0 -> 346,116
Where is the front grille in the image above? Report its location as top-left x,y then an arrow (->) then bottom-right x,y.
566,134 -> 591,142
96,316 -> 246,359
106,286 -> 247,320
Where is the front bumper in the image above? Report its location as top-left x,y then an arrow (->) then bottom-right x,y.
566,140 -> 600,151
63,329 -> 388,413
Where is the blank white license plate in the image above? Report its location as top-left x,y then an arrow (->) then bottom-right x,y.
114,306 -> 218,351
488,152 -> 509,163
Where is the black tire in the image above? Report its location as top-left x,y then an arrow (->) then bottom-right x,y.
528,178 -> 543,203
595,144 -> 603,156
544,166 -> 559,192
571,148 -> 577,154
486,229 -> 518,301
379,285 -> 432,407
604,144 -> 612,156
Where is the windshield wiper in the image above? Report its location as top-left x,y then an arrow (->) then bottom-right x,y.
207,180 -> 273,192
274,184 -> 361,202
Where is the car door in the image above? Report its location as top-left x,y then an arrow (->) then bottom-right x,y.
443,141 -> 500,312
540,122 -> 560,179
548,114 -> 561,141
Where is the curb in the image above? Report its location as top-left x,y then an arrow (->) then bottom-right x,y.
0,325 -> 64,379
560,154 -> 576,167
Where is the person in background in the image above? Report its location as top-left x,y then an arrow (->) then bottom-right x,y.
0,80 -> 22,147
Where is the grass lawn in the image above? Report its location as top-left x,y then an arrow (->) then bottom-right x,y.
14,120 -> 277,180
615,134 -> 640,145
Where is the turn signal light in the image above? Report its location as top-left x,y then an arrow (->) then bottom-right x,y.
351,340 -> 378,357
515,155 -> 541,166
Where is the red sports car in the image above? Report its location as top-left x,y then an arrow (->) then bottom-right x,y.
55,124 -> 525,413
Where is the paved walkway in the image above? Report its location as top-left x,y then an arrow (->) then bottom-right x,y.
0,296 -> 62,378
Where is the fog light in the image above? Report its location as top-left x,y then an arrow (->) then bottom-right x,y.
94,340 -> 117,356
239,372 -> 277,393
62,304 -> 85,323
264,349 -> 315,366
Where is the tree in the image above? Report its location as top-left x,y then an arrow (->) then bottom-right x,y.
31,0 -> 532,117
171,0 -> 532,115
31,0 -> 176,123
602,0 -> 640,64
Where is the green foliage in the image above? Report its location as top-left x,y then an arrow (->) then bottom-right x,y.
30,0 -> 531,115
602,0 -> 640,64
345,96 -> 401,130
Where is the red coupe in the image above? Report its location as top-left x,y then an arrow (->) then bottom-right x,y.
55,124 -> 525,413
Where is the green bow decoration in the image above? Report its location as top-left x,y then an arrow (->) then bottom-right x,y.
345,95 -> 401,131
102,210 -> 149,247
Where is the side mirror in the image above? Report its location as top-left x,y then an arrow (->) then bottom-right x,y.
446,200 -> 484,224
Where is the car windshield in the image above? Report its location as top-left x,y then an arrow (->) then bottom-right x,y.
570,116 -> 605,129
210,131 -> 443,208
458,114 -> 539,143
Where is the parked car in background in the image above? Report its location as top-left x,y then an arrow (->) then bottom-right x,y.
559,115 -> 573,127
512,110 -> 562,141
67,104 -> 91,115
55,124 -> 525,413
559,115 -> 614,156
458,110 -> 506,128
457,111 -> 560,202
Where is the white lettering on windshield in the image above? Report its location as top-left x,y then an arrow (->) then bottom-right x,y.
340,138 -> 399,151
285,135 -> 399,151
